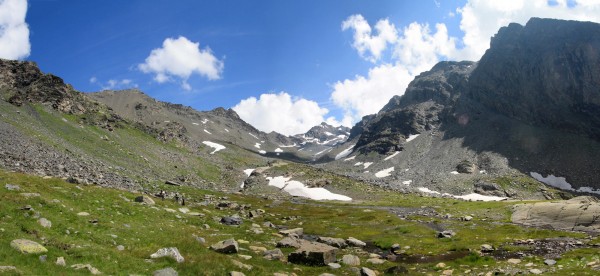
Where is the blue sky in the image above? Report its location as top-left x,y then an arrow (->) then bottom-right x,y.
2,0 -> 600,135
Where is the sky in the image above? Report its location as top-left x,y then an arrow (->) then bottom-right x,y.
2,0 -> 600,135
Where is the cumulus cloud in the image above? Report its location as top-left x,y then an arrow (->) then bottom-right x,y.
333,1 -> 600,126
138,36 -> 223,91
0,0 -> 30,60
232,92 -> 334,136
342,14 -> 398,63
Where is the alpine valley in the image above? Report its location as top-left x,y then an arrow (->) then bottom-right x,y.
2,18 -> 600,275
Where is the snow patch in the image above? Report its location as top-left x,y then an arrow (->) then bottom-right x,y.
406,134 -> 420,142
204,129 -> 212,135
384,151 -> 400,161
344,156 -> 356,161
254,143 -> 261,149
258,150 -> 266,154
240,169 -> 255,188
266,176 -> 351,201
530,172 -> 573,191
274,148 -> 283,153
315,148 -> 332,156
224,129 -> 229,132
375,167 -> 394,178
354,162 -> 363,166
248,133 -> 259,140
363,162 -> 373,169
192,122 -> 199,126
201,119 -> 208,124
402,180 -> 412,185
335,144 -> 355,160
418,187 -> 506,201
279,143 -> 297,148
324,131 -> 334,136
450,171 -> 459,175
202,141 -> 225,154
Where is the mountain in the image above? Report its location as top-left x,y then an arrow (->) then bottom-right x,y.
334,18 -> 600,196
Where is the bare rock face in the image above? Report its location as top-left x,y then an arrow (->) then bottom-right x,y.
512,196 -> 600,232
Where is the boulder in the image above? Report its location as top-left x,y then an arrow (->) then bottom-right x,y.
210,239 -> 239,254
474,181 -> 504,196
150,247 -> 184,263
263,249 -> 284,261
277,237 -> 304,248
287,241 -> 337,266
221,216 -> 243,226
385,265 -> 409,274
134,195 -> 155,205
342,254 -> 360,266
5,184 -> 20,191
480,244 -> 494,252
317,236 -> 347,248
71,264 -> 101,275
512,196 -> 600,232
38,218 -> 52,228
437,230 -> 456,238
279,228 -> 303,237
10,239 -> 48,254
346,237 -> 366,247
56,257 -> 66,266
153,267 -> 178,276
456,161 -> 477,174
230,272 -> 245,276
360,267 -> 377,276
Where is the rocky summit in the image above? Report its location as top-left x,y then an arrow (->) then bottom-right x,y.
1,17 -> 600,275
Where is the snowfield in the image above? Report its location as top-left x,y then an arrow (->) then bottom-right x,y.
274,148 -> 283,153
384,151 -> 400,161
335,144 -> 355,160
406,134 -> 420,142
418,187 -> 506,201
266,176 -> 352,201
530,172 -> 600,194
375,167 -> 394,178
202,141 -> 225,154
240,169 -> 255,188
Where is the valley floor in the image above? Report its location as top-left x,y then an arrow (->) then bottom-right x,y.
1,170 -> 600,275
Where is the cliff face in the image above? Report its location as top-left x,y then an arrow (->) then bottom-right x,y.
468,18 -> 600,138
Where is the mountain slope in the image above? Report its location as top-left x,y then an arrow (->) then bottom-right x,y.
330,18 -> 600,196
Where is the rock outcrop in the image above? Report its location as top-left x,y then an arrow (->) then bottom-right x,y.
512,196 -> 600,232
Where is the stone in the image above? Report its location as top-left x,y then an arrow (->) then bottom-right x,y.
544,259 -> 557,266
117,245 -> 125,251
229,272 -> 245,276
5,184 -> 20,191
232,259 -> 252,270
317,236 -> 347,248
457,160 -> 477,174
39,255 -> 47,262
10,239 -> 48,254
0,266 -> 17,273
328,263 -> 341,269
287,241 -> 337,266
38,218 -> 52,228
529,268 -> 543,274
263,249 -> 284,261
211,239 -> 239,254
507,258 -> 521,264
366,258 -> 386,264
134,195 -> 155,205
153,267 -> 178,276
360,267 -> 377,276
56,257 -> 66,266
71,264 -> 101,275
480,244 -> 494,252
279,228 -> 303,237
437,230 -> 456,238
77,212 -> 90,216
150,247 -> 185,263
346,237 -> 366,247
277,237 -> 304,248
221,216 -> 243,226
263,221 -> 276,228
512,196 -> 600,232
462,215 -> 473,221
249,246 -> 267,253
436,262 -> 447,268
442,269 -> 454,275
20,193 -> 40,198
342,254 -> 360,266
194,236 -> 206,244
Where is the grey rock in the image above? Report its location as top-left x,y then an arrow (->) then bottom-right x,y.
456,160 -> 477,174
544,259 -> 557,266
342,254 -> 360,266
117,245 -> 125,251
279,227 -> 303,237
529,268 -> 543,274
385,265 -> 410,274
480,244 -> 494,252
153,267 -> 178,276
317,236 -> 347,248
229,272 -> 245,276
134,195 -> 155,205
437,230 -> 456,238
210,239 -> 239,254
221,216 -> 243,226
263,248 -> 284,261
0,266 -> 18,273
287,241 -> 337,266
346,237 -> 366,247
360,267 -> 377,276
71,264 -> 101,275
56,257 -> 66,266
277,237 -> 304,248
38,218 -> 52,228
512,196 -> 600,232
328,263 -> 341,269
150,247 -> 184,263
5,184 -> 20,191
10,239 -> 48,254
39,255 -> 47,262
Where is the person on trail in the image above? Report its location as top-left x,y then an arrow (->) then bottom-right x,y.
174,192 -> 180,203
159,190 -> 166,200
181,196 -> 185,206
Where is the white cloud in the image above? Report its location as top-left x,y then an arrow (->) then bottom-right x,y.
334,1 -> 600,126
342,14 -> 398,63
91,77 -> 137,90
0,0 -> 30,60
232,92 -> 331,136
138,36 -> 223,91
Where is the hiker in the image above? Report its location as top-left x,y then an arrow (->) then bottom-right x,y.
174,192 -> 180,203
159,190 -> 166,200
181,196 -> 185,206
